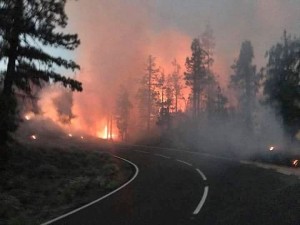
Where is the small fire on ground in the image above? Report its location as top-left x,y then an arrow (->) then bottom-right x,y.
269,146 -> 275,151
24,112 -> 35,121
292,159 -> 299,167
30,135 -> 37,140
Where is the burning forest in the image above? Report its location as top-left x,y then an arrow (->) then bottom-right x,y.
0,1 -> 299,160
1,1 -> 300,224
1,0 -> 300,153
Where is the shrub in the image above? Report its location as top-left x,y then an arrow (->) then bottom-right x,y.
7,216 -> 28,225
36,164 -> 58,178
93,175 -> 107,188
0,193 -> 21,218
62,176 -> 90,203
105,180 -> 119,190
102,163 -> 119,177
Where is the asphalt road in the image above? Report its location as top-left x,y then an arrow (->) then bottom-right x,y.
47,144 -> 300,225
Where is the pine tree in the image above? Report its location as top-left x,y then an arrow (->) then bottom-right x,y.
264,31 -> 300,137
200,24 -> 219,115
136,55 -> 160,132
157,70 -> 172,129
169,59 -> 183,113
201,24 -> 215,72
0,0 -> 82,144
115,86 -> 132,141
184,38 -> 209,119
230,40 -> 260,132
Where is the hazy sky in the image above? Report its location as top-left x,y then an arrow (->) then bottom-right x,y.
152,0 -> 300,66
66,0 -> 300,82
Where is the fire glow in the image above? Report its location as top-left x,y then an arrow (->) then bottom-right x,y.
97,125 -> 116,140
97,126 -> 108,139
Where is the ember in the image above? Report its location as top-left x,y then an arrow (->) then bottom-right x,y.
292,159 -> 299,167
31,135 -> 37,140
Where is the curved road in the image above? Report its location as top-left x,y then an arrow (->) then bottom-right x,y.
46,144 -> 300,225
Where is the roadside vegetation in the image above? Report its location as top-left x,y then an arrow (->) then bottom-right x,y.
0,142 -> 133,225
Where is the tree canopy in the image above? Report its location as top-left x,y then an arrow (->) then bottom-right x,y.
185,38 -> 209,118
0,0 -> 82,95
264,31 -> 300,136
0,0 -> 82,144
230,40 -> 260,131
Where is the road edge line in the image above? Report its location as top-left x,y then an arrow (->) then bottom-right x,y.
40,155 -> 139,225
193,186 -> 209,215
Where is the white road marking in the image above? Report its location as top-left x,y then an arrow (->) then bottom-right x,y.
154,153 -> 170,159
196,168 -> 207,181
118,144 -> 211,215
40,155 -> 139,225
176,159 -> 193,166
193,186 -> 209,215
133,150 -> 150,154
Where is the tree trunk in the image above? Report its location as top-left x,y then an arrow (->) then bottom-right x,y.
3,0 -> 22,96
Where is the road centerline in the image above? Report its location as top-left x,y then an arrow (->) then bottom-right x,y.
196,168 -> 207,181
154,153 -> 171,159
176,159 -> 193,167
133,150 -> 150,154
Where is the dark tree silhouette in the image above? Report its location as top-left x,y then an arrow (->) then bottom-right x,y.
230,40 -> 260,132
184,38 -> 209,119
156,71 -> 172,129
201,24 -> 215,73
169,59 -> 183,113
115,86 -> 132,141
264,30 -> 300,137
137,55 -> 160,132
0,0 -> 82,144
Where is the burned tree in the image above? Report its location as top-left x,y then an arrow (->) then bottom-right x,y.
0,0 -> 82,144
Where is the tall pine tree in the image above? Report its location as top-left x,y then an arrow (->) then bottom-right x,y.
185,38 -> 209,119
0,0 -> 82,144
115,86 -> 132,141
136,55 -> 160,132
230,40 -> 260,132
